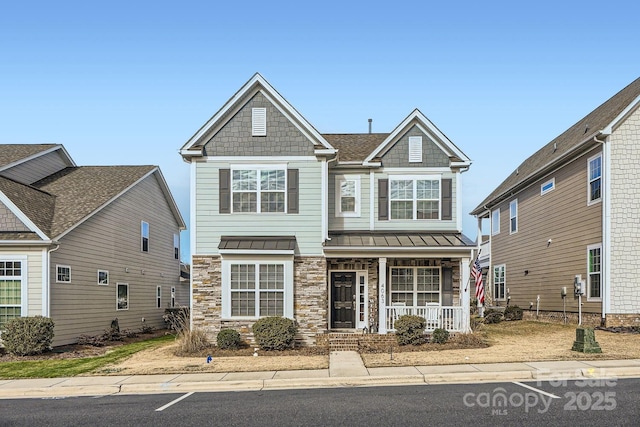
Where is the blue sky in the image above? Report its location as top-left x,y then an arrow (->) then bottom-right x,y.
2,1 -> 639,261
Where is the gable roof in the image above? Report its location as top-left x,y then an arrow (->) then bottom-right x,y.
322,133 -> 389,162
471,77 -> 640,215
180,73 -> 335,159
0,175 -> 55,239
1,165 -> 186,241
0,144 -> 75,171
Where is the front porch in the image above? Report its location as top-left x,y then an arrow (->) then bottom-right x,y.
385,305 -> 466,332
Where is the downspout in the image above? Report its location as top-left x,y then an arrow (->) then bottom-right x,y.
45,242 -> 60,318
324,155 -> 339,242
594,134 -> 611,325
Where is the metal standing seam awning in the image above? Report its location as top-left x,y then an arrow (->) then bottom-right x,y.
218,236 -> 297,255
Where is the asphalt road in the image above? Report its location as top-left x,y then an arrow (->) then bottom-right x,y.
1,378 -> 638,426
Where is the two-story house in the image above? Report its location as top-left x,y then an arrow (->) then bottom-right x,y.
181,74 -> 475,345
471,77 -> 640,327
0,144 -> 187,345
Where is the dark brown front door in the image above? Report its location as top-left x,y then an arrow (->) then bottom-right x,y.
331,272 -> 356,328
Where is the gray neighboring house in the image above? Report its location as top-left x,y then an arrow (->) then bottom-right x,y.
471,77 -> 640,327
180,73 -> 476,345
0,144 -> 187,345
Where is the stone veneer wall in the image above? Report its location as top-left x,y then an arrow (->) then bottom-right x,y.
191,255 -> 328,346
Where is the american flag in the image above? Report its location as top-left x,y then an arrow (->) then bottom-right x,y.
471,256 -> 485,305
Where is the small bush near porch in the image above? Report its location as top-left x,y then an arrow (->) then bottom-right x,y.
394,315 -> 427,346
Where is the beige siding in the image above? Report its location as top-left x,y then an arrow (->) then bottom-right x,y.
194,159 -> 324,256
50,173 -> 184,345
1,150 -> 69,185
609,105 -> 640,313
0,248 -> 44,317
490,147 -> 602,313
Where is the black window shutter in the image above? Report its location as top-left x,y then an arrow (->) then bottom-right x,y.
442,178 -> 452,220
219,169 -> 231,214
287,169 -> 299,214
442,268 -> 453,306
378,179 -> 388,220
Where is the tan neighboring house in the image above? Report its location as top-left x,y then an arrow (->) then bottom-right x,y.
0,144 -> 187,345
471,77 -> 640,327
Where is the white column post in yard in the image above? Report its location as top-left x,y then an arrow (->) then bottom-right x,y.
461,257 -> 471,333
378,257 -> 387,334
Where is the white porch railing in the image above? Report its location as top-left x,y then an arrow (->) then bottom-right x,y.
385,306 -> 465,333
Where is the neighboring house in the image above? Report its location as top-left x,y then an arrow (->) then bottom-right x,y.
180,73 -> 476,345
471,77 -> 640,326
0,144 -> 187,345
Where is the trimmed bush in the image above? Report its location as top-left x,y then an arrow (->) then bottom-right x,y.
217,328 -> 241,349
483,310 -> 503,324
394,315 -> 426,346
1,316 -> 55,356
431,328 -> 450,344
504,305 -> 523,321
252,317 -> 297,350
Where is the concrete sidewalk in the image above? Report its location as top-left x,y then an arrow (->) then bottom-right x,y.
1,353 -> 640,399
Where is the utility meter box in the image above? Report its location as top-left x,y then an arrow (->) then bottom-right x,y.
574,275 -> 585,296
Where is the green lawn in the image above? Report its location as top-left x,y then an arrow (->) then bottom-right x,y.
0,334 -> 174,379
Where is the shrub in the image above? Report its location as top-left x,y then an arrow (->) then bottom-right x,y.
431,328 -> 450,344
1,316 -> 55,356
174,327 -> 210,355
504,305 -> 524,321
217,328 -> 241,350
394,315 -> 426,346
164,307 -> 190,332
252,317 -> 297,350
470,315 -> 484,332
77,334 -> 107,347
483,310 -> 503,324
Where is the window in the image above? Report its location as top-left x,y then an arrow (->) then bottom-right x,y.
509,199 -> 518,234
408,136 -> 423,162
587,244 -> 602,300
141,221 -> 149,252
98,270 -> 109,285
493,264 -> 506,300
252,107 -> 266,136
491,209 -> 500,235
0,260 -> 23,328
117,283 -> 129,310
389,176 -> 440,220
171,286 -> 176,308
588,154 -> 602,204
541,178 -> 555,195
174,234 -> 180,260
232,168 -> 286,213
390,267 -> 440,305
156,286 -> 162,308
335,175 -> 360,217
56,265 -> 71,283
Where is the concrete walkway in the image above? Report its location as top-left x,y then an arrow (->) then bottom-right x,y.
1,355 -> 640,399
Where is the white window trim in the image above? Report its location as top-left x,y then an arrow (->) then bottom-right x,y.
171,286 -> 176,308
491,209 -> 500,235
221,255 -> 294,320
97,270 -> 109,286
116,283 -> 129,311
252,107 -> 267,136
389,266 -> 442,305
56,264 -> 71,283
335,175 -> 361,218
541,178 -> 555,195
141,221 -> 149,253
156,285 -> 162,309
0,256 -> 28,322
408,136 -> 423,163
587,243 -> 602,302
509,199 -> 518,234
493,264 -> 506,301
389,174 -> 442,221
174,233 -> 180,260
587,153 -> 602,206
230,164 -> 288,214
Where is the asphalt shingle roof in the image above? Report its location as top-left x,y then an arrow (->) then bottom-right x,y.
0,144 -> 59,169
472,77 -> 640,214
322,133 -> 389,162
0,176 -> 55,236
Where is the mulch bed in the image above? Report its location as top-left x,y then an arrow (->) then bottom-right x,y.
174,343 -> 329,358
595,326 -> 640,334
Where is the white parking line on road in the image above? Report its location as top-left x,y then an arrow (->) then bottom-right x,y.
513,382 -> 560,399
155,392 -> 195,412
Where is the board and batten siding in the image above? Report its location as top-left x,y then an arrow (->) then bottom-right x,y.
328,170 -> 371,231
0,248 -> 44,317
49,173 -> 184,346
609,105 -> 640,314
194,159 -> 324,256
372,170 -> 458,232
1,150 -> 69,185
490,147 -> 603,313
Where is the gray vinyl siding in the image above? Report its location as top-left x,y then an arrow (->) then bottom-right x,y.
49,173 -> 184,345
328,170 -> 371,231
380,125 -> 450,168
490,147 -> 602,313
373,170 -> 458,231
194,159 -> 323,256
1,150 -> 70,185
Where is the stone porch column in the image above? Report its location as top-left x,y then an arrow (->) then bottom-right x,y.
378,257 -> 387,333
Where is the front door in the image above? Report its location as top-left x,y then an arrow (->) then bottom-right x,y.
331,272 -> 356,328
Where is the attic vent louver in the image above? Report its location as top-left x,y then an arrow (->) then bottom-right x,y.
408,136 -> 422,163
252,108 -> 266,136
